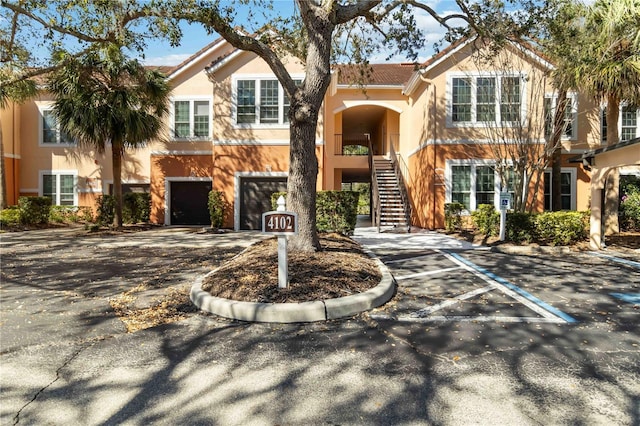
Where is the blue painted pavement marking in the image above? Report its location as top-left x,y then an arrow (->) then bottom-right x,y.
446,251 -> 578,324
588,251 -> 640,269
610,293 -> 640,306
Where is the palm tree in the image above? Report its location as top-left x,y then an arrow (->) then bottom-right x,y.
48,45 -> 171,227
574,0 -> 640,233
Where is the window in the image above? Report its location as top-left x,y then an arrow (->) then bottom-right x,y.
544,94 -> 577,140
237,80 -> 256,124
621,105 -> 638,142
544,169 -> 577,210
41,109 -> 73,145
447,161 -> 518,211
452,78 -> 472,122
600,106 -> 638,144
234,77 -> 302,126
41,172 -> 77,206
171,99 -> 211,139
451,165 -> 471,208
449,74 -> 523,125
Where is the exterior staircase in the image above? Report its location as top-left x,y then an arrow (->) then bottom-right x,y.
372,158 -> 410,232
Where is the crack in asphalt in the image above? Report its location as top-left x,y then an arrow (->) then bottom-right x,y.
12,336 -> 107,425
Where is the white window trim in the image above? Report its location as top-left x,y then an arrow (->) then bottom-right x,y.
544,168 -> 577,211
545,92 -> 578,141
232,74 -> 304,129
39,170 -> 78,206
446,72 -> 527,128
445,159 -> 524,213
169,96 -> 213,141
163,177 -> 213,225
37,103 -> 76,147
600,103 -> 640,145
233,171 -> 288,231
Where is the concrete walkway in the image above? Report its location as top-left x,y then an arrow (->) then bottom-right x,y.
353,224 -> 478,252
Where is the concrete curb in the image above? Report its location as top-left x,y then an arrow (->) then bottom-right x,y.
489,245 -> 585,255
190,250 -> 396,323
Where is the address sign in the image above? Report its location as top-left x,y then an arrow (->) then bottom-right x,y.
262,211 -> 298,235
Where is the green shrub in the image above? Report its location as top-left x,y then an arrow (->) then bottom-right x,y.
76,206 -> 94,223
534,211 -> 588,245
49,205 -> 77,223
270,190 -> 359,234
208,190 -> 227,229
505,212 -> 537,244
18,196 -> 51,225
472,204 -> 499,236
270,191 -> 287,210
123,192 -> 150,223
96,195 -> 116,226
620,192 -> 640,231
316,190 -> 359,234
620,175 -> 640,197
444,202 -> 465,232
0,206 -> 21,228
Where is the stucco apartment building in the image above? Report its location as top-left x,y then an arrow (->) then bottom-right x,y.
2,37 -> 639,230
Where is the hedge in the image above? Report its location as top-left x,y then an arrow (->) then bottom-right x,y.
271,190 -> 359,234
18,196 -> 51,225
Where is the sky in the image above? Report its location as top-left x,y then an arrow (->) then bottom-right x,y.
138,0 -> 464,66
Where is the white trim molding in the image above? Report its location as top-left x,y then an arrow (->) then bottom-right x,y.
409,138 -> 545,158
169,96 -> 213,142
233,171 -> 288,231
151,150 -> 213,156
38,169 -> 78,206
333,100 -> 403,115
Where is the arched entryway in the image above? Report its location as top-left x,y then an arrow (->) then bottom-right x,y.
580,138 -> 640,249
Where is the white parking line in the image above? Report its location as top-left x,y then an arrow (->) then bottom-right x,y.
440,251 -> 576,324
369,314 -> 569,323
384,254 -> 438,264
407,284 -> 495,317
395,266 -> 463,281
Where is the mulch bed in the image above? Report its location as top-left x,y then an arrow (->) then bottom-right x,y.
201,233 -> 382,303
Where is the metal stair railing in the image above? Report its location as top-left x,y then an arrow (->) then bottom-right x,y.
368,139 -> 381,232
389,140 -> 412,233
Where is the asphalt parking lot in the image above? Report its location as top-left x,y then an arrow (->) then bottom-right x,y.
1,227 -> 639,425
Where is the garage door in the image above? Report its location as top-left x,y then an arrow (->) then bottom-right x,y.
170,181 -> 212,225
239,177 -> 287,230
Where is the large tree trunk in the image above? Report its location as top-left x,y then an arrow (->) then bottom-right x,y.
285,3 -> 334,252
604,93 -> 620,235
112,142 -> 124,228
287,117 -> 320,251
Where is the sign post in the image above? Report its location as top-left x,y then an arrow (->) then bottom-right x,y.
499,192 -> 511,241
262,196 -> 298,289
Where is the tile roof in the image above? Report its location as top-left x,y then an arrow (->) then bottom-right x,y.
335,63 -> 417,86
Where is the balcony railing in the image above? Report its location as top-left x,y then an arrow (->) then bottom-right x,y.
334,134 -> 370,156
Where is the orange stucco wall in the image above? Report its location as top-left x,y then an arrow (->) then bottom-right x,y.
409,143 -> 563,229
150,154 -> 214,224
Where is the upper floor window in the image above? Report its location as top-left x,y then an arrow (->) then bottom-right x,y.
171,98 -> 211,139
544,94 -> 577,140
234,77 -> 302,126
449,74 -> 524,126
40,108 -> 74,145
601,105 -> 639,144
621,105 -> 638,142
41,171 -> 77,206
